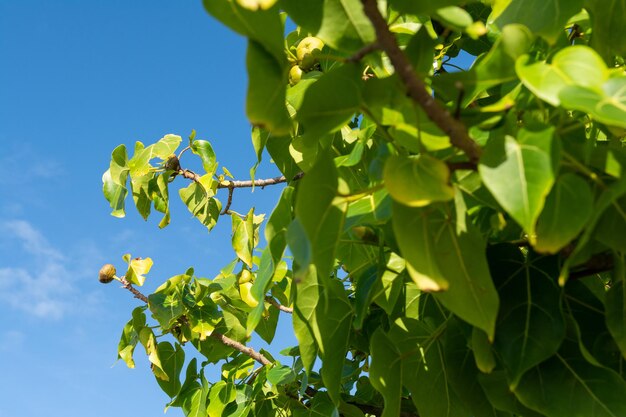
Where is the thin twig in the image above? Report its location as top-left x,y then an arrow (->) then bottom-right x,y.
266,297 -> 293,314
345,41 -> 380,63
177,145 -> 191,160
217,172 -> 304,189
117,276 -> 273,367
221,185 -> 234,215
360,0 -> 482,163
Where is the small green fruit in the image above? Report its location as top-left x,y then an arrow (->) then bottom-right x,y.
296,36 -> 324,70
289,65 -> 303,85
99,264 -> 117,284
239,282 -> 259,308
238,269 -> 253,284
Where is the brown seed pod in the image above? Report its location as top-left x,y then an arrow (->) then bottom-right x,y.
165,154 -> 181,172
99,264 -> 117,284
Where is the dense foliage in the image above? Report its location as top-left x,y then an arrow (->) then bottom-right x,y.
101,1 -> 626,416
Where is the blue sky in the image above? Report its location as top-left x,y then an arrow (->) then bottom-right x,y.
0,2 -> 293,416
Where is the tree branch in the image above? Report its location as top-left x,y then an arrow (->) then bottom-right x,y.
346,41 -> 380,63
119,276 -> 149,303
360,0 -> 482,163
266,297 -> 293,314
180,169 -> 304,189
117,276 -> 273,367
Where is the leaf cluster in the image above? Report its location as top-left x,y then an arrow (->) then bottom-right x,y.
101,1 -> 626,416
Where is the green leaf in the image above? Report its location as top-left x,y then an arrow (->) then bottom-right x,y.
471,328 -> 496,374
191,140 -> 218,178
128,135 -> 182,177
139,327 -> 169,381
388,318 -> 468,417
479,127 -> 559,238
297,64 -> 362,139
565,280 -> 623,370
392,203 -> 448,292
207,381 -> 237,417
293,267 -> 353,405
155,342 -> 184,398
496,0 -> 584,43
435,6 -> 473,31
516,45 -> 608,106
189,303 -> 221,340
102,144 -> 129,218
179,182 -> 221,232
117,315 -> 140,369
123,256 -> 153,286
246,40 -> 291,134
293,392 -> 339,417
266,364 -> 297,385
203,0 -> 284,62
393,202 -> 500,338
594,196 -> 626,252
281,0 -> 375,53
487,244 -> 565,387
389,0 -> 465,15
247,248 -> 275,334
534,173 -> 593,254
606,279 -> 626,359
369,328 -> 402,417
560,77 -> 626,129
514,338 -> 626,417
444,319 -> 503,417
149,291 -> 184,329
294,153 -> 347,283
559,175 -> 626,284
231,209 -> 255,267
433,25 -> 532,106
250,127 -> 269,181
149,173 -> 171,229
254,302 -> 279,344
130,172 -> 152,220
585,0 -> 626,60
384,154 -> 455,207
478,371 -> 544,417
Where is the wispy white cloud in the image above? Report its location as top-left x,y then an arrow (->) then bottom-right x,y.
0,220 -> 103,320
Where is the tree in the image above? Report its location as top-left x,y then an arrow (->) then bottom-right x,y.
100,1 -> 626,416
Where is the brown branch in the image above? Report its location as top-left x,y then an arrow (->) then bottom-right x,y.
119,276 -> 149,303
266,297 -> 293,314
447,161 -> 477,171
346,41 -> 380,63
569,252 -> 615,280
117,276 -> 273,367
360,0 -> 482,163
217,172 -> 304,189
209,332 -> 271,366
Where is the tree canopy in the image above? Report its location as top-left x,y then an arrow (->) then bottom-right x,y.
100,1 -> 626,416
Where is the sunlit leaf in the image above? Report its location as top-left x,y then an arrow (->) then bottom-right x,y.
479,127 -> 559,238
384,154 -> 455,207
496,0 -> 584,43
